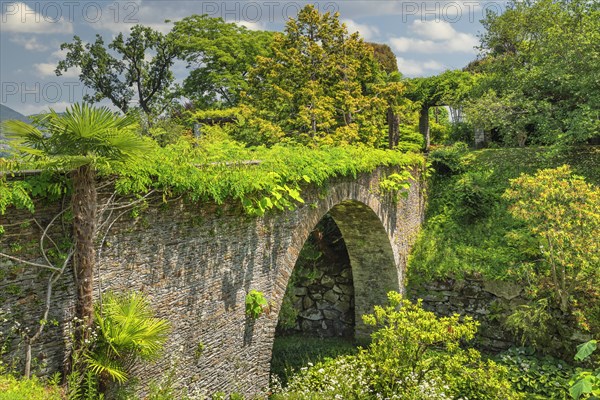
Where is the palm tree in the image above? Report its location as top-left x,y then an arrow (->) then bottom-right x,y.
2,103 -> 150,335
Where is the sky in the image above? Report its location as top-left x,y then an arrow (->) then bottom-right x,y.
0,0 -> 508,115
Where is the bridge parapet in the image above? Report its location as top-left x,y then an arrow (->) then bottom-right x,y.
0,165 -> 424,396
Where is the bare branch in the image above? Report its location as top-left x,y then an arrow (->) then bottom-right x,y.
104,190 -> 156,211
0,252 -> 62,272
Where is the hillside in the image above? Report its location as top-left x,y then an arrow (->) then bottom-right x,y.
408,145 -> 600,282
0,104 -> 30,124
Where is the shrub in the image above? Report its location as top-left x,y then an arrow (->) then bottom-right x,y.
503,166 -> 600,317
570,340 -> 600,400
428,142 -> 470,175
274,292 -> 520,399
454,169 -> 495,221
505,299 -> 552,348
65,290 -> 173,400
245,290 -> 269,320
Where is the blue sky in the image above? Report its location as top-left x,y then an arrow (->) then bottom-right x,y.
1,0 -> 508,115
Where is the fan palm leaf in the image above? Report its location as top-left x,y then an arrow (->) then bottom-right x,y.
2,103 -> 152,167
91,291 -> 171,383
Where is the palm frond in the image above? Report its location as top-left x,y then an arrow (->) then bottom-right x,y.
92,291 -> 171,378
85,351 -> 128,384
2,103 -> 152,169
1,120 -> 47,156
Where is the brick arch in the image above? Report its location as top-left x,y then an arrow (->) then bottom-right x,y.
329,200 -> 401,337
272,199 -> 401,340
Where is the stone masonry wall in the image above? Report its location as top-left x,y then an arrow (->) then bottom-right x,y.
408,275 -> 592,355
0,166 -> 425,397
293,265 -> 355,338
407,276 -> 526,352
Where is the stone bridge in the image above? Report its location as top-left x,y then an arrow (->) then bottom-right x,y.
0,166 -> 424,396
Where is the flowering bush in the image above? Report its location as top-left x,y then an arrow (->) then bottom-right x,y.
272,292 -> 521,399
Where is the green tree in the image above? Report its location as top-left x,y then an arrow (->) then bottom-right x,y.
171,15 -> 274,109
57,25 -> 179,124
367,42 -> 398,74
373,73 -> 418,149
474,0 -> 600,145
246,5 -> 382,146
2,104 -> 151,334
503,166 -> 600,314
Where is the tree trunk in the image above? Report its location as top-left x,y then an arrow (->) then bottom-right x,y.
387,107 -> 400,149
72,164 -> 97,336
419,105 -> 430,151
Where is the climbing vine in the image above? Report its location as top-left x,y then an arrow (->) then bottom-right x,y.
1,134 -> 423,220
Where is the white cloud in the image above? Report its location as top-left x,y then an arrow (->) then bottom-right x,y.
396,57 -> 446,77
19,101 -> 73,116
33,63 -> 58,77
390,20 -> 478,54
390,37 -> 437,53
34,49 -> 81,78
9,35 -> 48,51
342,19 -> 380,41
411,20 -> 456,41
1,2 -> 73,34
236,20 -> 266,31
34,62 -> 79,78
423,60 -> 445,70
337,1 -> 487,20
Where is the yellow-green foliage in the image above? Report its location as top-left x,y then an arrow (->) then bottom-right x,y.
0,374 -> 63,400
503,166 -> 600,331
274,292 -> 520,399
409,146 -> 600,284
1,133 -> 423,219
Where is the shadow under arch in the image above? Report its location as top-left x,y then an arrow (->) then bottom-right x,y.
327,200 -> 400,338
276,198 -> 401,340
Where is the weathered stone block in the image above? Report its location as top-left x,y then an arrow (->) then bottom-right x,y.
321,275 -> 335,288
323,290 -> 339,304
483,280 -> 522,300
322,309 -> 339,320
299,309 -> 322,321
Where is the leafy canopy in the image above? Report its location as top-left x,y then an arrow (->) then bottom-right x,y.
246,5 -> 385,146
471,0 -> 600,145
57,25 -> 179,121
503,165 -> 600,314
171,15 -> 274,109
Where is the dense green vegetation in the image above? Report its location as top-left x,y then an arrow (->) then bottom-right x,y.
1,0 -> 599,398
410,145 -> 600,283
1,132 -> 422,218
272,293 -> 519,399
467,0 -> 599,146
0,373 -> 63,400
409,145 -> 600,351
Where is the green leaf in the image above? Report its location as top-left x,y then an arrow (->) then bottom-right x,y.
575,340 -> 597,361
570,378 -> 593,399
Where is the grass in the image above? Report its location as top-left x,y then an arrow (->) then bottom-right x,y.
270,335 -> 361,386
0,373 -> 63,400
